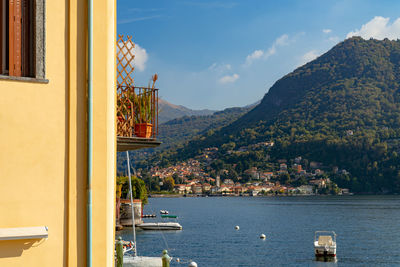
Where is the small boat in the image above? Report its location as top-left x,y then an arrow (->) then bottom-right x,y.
314,231 -> 337,257
123,256 -> 163,267
160,214 -> 177,218
160,210 -> 169,215
137,222 -> 182,231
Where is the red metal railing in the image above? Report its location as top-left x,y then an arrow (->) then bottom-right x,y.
116,86 -> 158,138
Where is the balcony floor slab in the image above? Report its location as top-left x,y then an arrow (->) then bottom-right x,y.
117,136 -> 161,152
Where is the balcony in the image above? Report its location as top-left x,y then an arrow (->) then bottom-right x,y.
116,35 -> 161,151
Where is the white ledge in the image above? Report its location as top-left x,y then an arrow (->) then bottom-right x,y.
0,226 -> 48,241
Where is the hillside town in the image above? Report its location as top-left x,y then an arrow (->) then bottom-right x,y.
146,146 -> 351,196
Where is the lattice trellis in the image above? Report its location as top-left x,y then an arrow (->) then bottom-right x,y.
117,35 -> 135,87
116,35 -> 135,137
116,35 -> 159,138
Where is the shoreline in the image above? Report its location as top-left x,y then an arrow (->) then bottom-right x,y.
148,193 -> 359,198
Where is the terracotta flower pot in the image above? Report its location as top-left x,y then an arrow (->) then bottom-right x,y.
134,123 -> 153,138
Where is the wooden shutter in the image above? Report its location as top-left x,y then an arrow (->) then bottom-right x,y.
0,1 -> 3,73
9,0 -> 22,77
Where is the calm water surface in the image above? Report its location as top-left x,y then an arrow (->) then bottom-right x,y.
118,196 -> 400,266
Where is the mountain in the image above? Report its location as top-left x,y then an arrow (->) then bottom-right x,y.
157,106 -> 252,149
117,104 -> 253,174
158,98 -> 216,123
145,37 -> 400,193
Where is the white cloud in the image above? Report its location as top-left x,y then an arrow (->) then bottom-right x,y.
218,73 -> 239,84
300,50 -> 320,66
275,34 -> 289,46
245,50 -> 264,65
117,42 -> 149,72
132,44 -> 148,71
244,34 -> 289,66
208,63 -> 232,72
118,15 -> 162,25
346,16 -> 400,40
323,29 -> 332,34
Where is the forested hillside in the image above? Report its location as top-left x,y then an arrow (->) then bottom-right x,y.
143,37 -> 400,193
117,106 -> 251,173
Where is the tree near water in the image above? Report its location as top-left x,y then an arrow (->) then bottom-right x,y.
117,176 -> 148,204
162,176 -> 175,191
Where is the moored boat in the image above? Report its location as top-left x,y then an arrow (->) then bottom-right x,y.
137,222 -> 182,231
123,256 -> 163,267
314,231 -> 337,257
160,214 -> 177,218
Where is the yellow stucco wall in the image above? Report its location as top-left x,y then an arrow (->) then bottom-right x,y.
0,0 -> 116,266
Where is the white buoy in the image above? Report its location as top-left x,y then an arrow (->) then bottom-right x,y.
188,261 -> 198,267
260,234 -> 266,239
235,225 -> 240,230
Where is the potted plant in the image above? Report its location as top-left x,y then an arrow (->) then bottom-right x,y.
132,90 -> 153,138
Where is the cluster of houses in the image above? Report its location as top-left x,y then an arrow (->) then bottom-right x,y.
148,147 -> 351,196
150,159 -> 211,181
171,177 -> 345,196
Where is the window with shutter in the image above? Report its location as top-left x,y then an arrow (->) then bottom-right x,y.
0,0 -> 45,80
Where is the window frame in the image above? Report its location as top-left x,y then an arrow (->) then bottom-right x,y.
0,0 -> 46,82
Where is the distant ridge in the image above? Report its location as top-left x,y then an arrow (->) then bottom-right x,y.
158,98 -> 216,123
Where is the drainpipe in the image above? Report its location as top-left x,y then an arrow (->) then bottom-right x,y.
87,0 -> 93,266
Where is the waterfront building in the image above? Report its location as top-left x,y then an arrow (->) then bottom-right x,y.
297,185 -> 314,195
0,1 -> 160,266
191,184 -> 203,194
174,184 -> 187,194
223,179 -> 234,185
202,183 -> 212,192
280,163 -> 288,170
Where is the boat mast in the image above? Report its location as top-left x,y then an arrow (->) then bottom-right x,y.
126,151 -> 137,257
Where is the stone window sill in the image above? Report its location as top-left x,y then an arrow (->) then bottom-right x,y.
0,75 -> 49,84
0,226 -> 48,240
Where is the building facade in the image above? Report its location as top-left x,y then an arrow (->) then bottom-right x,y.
0,1 -> 117,266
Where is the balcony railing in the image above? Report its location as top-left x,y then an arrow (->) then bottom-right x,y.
116,86 -> 159,139
116,35 -> 160,151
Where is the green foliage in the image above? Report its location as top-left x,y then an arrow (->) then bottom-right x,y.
117,176 -> 148,204
162,177 -> 175,191
117,106 -> 251,172
131,91 -> 152,124
135,37 -> 400,193
278,173 -> 291,185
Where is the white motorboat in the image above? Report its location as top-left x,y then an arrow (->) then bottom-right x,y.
123,256 -> 162,267
160,210 -> 169,215
314,231 -> 337,257
137,222 -> 182,231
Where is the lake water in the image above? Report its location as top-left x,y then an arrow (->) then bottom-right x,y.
118,196 -> 400,266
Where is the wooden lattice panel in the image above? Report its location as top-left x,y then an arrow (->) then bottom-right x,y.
117,35 -> 135,137
117,35 -> 135,87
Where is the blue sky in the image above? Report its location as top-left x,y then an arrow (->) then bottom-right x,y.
117,0 -> 400,110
